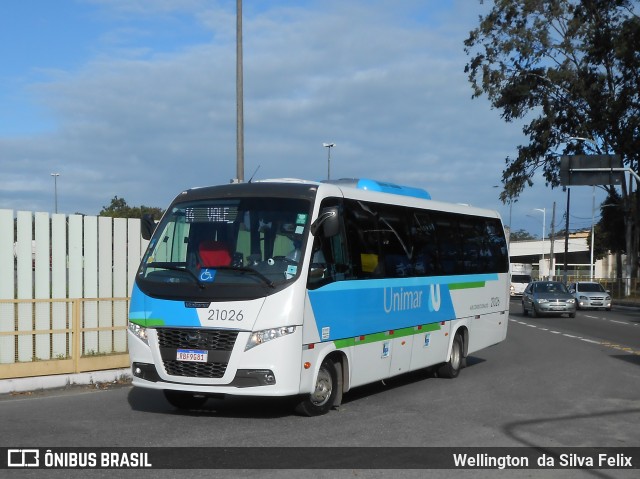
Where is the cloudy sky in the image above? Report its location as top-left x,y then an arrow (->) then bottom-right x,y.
1,0 -> 608,236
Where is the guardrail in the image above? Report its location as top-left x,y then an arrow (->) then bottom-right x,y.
546,276 -> 640,301
0,297 -> 129,380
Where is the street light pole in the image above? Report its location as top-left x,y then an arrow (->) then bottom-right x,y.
534,208 -> 546,279
50,173 -> 60,213
323,143 -> 335,180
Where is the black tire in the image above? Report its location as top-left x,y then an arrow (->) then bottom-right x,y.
295,358 -> 339,416
531,305 -> 539,318
437,334 -> 464,379
163,390 -> 208,410
522,302 -> 528,316
569,311 -> 576,318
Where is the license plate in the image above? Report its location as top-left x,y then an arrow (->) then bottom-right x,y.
176,349 -> 208,362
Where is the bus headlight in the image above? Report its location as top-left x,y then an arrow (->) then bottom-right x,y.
245,326 -> 296,351
128,322 -> 148,345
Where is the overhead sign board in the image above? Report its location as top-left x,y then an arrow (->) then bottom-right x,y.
560,154 -> 624,186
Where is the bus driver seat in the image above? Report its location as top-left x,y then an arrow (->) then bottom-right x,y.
198,240 -> 232,268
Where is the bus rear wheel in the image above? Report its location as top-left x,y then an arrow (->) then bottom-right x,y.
295,358 -> 339,416
163,390 -> 208,410
437,334 -> 464,379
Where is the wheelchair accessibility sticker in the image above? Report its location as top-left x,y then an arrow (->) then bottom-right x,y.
199,269 -> 216,283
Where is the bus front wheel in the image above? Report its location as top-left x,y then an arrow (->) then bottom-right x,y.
295,358 -> 339,416
437,334 -> 464,379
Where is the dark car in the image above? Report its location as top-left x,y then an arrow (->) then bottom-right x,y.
522,281 -> 576,318
568,282 -> 612,311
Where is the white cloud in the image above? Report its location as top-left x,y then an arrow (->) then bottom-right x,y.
0,0 -> 605,235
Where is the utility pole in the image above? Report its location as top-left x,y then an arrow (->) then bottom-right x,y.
235,0 -> 244,182
51,173 -> 60,214
549,202 -> 556,280
563,187 -> 570,284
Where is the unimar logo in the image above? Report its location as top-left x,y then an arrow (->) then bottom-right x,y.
383,284 -> 441,314
8,449 -> 39,467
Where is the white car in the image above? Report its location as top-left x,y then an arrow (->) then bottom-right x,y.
568,282 -> 612,311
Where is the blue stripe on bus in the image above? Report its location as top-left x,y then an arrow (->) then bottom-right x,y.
130,284 -> 200,327
307,274 -> 498,341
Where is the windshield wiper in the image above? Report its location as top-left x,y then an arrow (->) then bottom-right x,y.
214,266 -> 275,288
146,263 -> 205,289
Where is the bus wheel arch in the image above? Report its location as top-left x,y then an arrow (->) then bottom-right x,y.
437,329 -> 466,379
295,352 -> 345,416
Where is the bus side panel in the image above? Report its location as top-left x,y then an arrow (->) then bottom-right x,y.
449,273 -> 509,354
466,311 -> 508,355
348,340 -> 393,388
389,336 -> 413,376
408,322 -> 450,372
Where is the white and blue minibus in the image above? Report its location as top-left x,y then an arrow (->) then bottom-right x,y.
128,178 -> 509,415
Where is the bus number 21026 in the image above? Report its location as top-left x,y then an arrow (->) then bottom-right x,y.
207,309 -> 243,321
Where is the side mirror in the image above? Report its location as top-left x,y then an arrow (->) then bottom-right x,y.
141,214 -> 157,241
310,207 -> 339,237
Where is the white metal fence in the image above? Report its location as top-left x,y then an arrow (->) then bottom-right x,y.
0,209 -> 147,378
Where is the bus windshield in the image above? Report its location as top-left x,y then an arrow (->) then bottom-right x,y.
137,196 -> 312,300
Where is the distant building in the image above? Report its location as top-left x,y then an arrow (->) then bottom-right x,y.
509,230 -> 618,280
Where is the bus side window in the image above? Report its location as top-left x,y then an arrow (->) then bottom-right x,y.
308,198 -> 351,288
435,218 -> 461,275
344,200 -> 379,279
378,206 -> 413,278
411,211 -> 439,276
460,220 -> 482,274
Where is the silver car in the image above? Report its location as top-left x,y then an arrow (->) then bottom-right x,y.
522,281 -> 577,318
569,282 -> 612,311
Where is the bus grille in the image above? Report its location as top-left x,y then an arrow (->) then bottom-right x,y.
163,360 -> 228,379
156,328 -> 239,379
156,328 -> 238,350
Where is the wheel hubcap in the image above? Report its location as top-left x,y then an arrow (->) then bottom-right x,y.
310,368 -> 332,406
451,342 -> 461,369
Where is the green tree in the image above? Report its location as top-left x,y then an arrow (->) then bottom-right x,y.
590,190 -> 626,277
464,0 -> 640,280
99,196 -> 163,220
509,228 -> 537,241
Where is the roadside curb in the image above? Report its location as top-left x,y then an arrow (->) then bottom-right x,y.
0,368 -> 132,396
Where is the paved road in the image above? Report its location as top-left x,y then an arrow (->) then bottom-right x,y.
509,297 -> 640,355
1,303 -> 639,478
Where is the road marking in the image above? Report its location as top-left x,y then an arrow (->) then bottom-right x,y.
509,318 -> 640,355
575,314 -> 636,327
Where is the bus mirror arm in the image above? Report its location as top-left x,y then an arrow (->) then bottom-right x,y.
141,214 -> 157,241
310,207 -> 339,237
